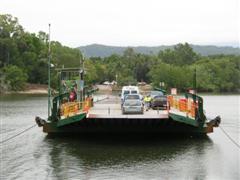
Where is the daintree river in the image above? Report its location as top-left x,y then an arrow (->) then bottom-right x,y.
0,94 -> 239,179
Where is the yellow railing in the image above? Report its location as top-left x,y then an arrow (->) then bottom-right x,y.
168,95 -> 197,118
60,97 -> 93,119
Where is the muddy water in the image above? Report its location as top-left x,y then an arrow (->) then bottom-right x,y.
0,94 -> 239,179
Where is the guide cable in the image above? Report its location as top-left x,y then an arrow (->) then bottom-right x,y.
0,124 -> 37,144
220,126 -> 240,149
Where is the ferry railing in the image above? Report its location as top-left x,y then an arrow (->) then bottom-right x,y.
168,93 -> 206,127
51,93 -> 94,121
51,92 -> 69,121
185,93 -> 206,126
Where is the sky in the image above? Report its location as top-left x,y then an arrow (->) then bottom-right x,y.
0,0 -> 239,48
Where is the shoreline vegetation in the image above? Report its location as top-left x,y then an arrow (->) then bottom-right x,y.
1,14 -> 240,94
1,83 -> 239,96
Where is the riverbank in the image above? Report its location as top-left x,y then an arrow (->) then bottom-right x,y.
1,84 -> 109,95
2,84 -> 48,95
1,83 -> 239,95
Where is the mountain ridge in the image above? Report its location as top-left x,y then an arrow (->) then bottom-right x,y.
78,43 -> 240,57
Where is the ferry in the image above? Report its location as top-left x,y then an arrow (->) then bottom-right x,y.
35,67 -> 221,135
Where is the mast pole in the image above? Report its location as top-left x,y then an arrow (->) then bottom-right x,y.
193,67 -> 197,94
81,54 -> 84,101
193,67 -> 197,119
48,23 -> 51,118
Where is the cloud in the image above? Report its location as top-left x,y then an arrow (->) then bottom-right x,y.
0,0 -> 239,47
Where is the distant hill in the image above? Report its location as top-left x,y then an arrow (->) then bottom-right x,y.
79,44 -> 240,57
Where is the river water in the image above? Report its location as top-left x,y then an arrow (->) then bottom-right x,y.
0,94 -> 239,180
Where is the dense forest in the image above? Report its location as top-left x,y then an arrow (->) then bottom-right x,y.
0,14 -> 239,93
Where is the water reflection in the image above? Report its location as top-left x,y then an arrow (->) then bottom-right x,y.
42,136 -> 213,179
1,94 -> 239,179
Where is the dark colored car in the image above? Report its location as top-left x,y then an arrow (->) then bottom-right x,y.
151,95 -> 168,110
149,91 -> 164,98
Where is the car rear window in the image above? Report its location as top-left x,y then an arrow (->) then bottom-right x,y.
151,91 -> 164,96
124,100 -> 141,106
125,95 -> 140,100
131,90 -> 138,94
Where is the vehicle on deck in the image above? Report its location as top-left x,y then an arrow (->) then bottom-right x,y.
122,99 -> 144,114
103,81 -> 110,85
151,95 -> 168,110
147,90 -> 168,110
121,86 -> 140,104
122,94 -> 143,108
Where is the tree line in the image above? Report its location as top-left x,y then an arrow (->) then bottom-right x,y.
0,14 -> 81,91
0,14 -> 239,93
86,45 -> 239,93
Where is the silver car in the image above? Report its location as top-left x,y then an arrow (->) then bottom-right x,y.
122,99 -> 144,114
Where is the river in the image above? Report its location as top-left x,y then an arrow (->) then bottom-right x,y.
0,94 -> 239,180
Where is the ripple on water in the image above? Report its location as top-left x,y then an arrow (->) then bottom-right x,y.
1,94 -> 239,179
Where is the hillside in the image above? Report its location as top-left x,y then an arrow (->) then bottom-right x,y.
79,44 -> 240,57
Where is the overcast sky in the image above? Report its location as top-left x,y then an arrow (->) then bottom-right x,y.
1,0 -> 239,47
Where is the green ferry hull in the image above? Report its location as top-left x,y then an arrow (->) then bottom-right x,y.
35,91 -> 220,136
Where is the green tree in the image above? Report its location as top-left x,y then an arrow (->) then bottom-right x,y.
158,43 -> 199,65
174,43 -> 199,65
158,48 -> 175,64
0,14 -> 24,67
3,65 -> 27,91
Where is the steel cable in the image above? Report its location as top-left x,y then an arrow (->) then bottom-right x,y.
0,124 -> 37,144
220,126 -> 240,149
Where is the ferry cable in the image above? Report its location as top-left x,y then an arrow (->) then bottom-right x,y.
219,126 -> 240,149
0,124 -> 37,144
